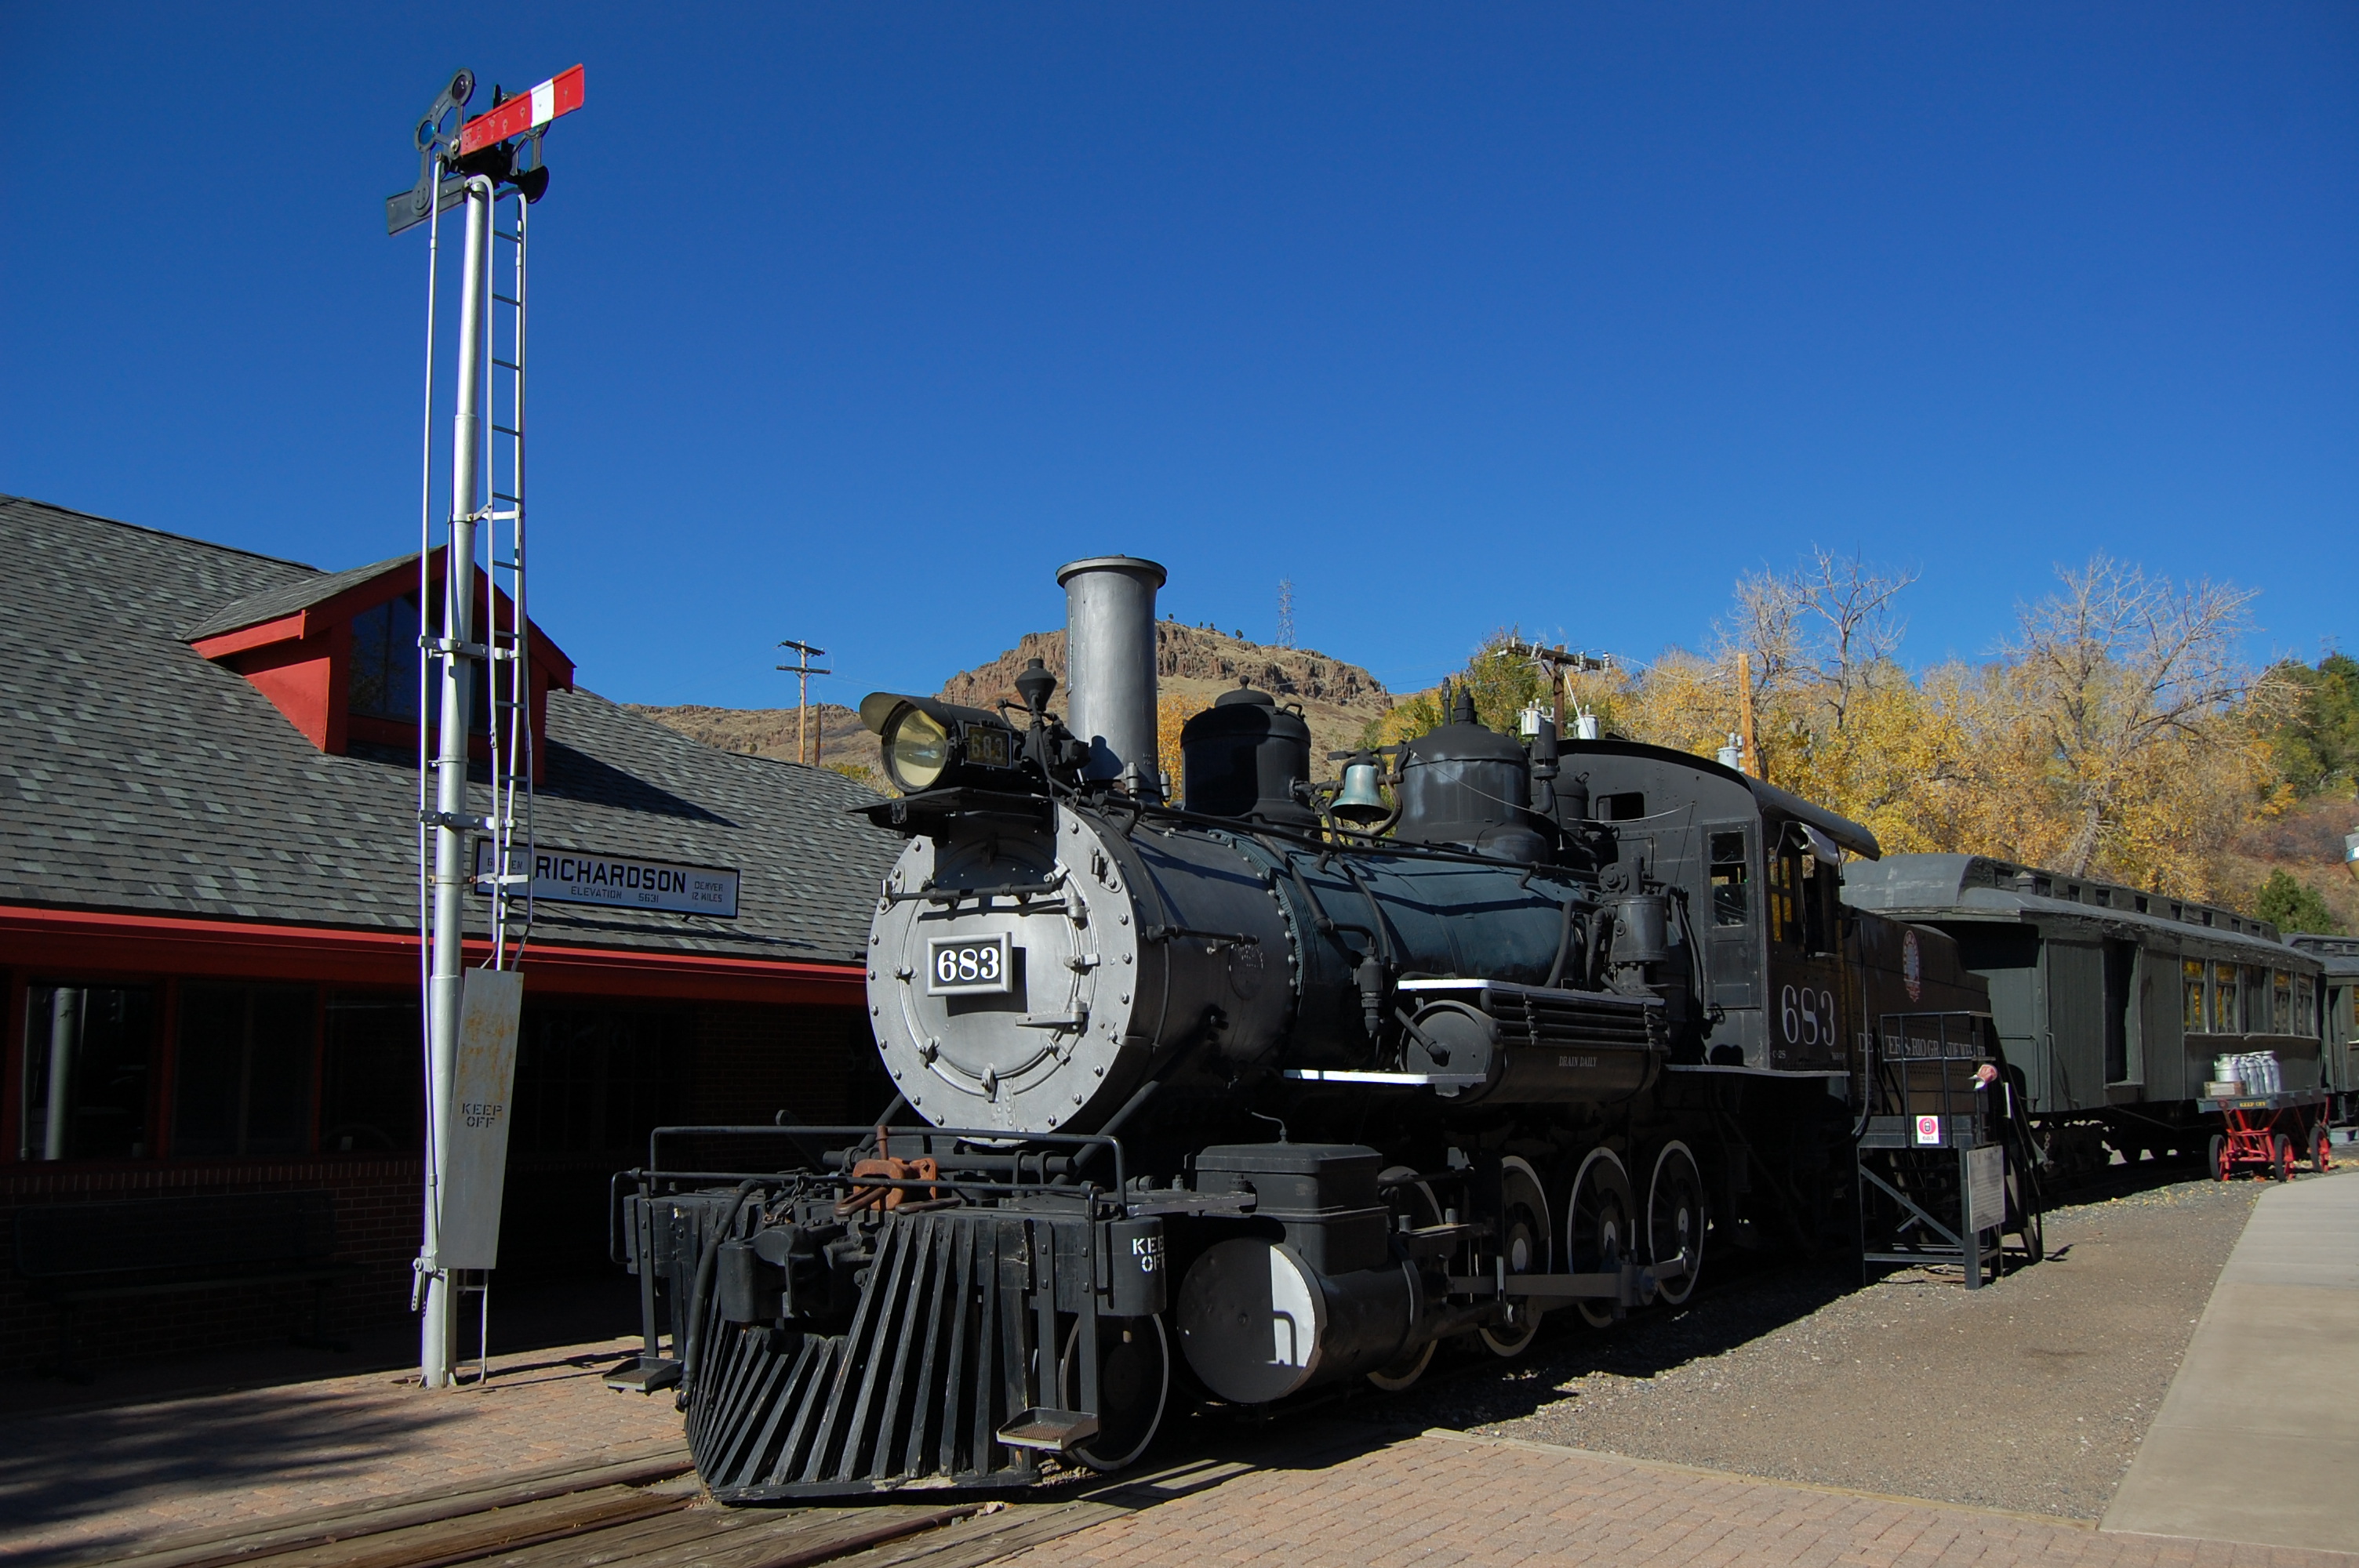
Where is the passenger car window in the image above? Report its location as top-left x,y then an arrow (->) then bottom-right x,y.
2183,960 -> 2205,1031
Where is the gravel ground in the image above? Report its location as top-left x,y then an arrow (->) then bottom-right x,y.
1353,1167 -> 2287,1519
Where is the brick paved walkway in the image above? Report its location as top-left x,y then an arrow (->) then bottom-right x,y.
0,1334 -> 684,1564
11,1353 -> 2355,1568
1011,1428 -> 2359,1568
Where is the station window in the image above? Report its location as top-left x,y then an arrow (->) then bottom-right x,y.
1708,832 -> 1750,927
17,985 -> 156,1161
321,992 -> 423,1153
2212,964 -> 2237,1034
2182,960 -> 2205,1032
349,593 -> 489,731
349,596 -> 423,721
173,984 -> 316,1158
510,1004 -> 688,1156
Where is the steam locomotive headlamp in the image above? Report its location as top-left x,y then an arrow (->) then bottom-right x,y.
859,692 -> 1026,794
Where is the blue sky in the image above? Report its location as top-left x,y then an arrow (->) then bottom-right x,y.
3,5 -> 2351,710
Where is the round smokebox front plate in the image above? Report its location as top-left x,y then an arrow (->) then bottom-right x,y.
867,804 -> 1142,1134
1176,1237 -> 1326,1405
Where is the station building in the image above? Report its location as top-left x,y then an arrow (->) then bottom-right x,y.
0,494 -> 896,1370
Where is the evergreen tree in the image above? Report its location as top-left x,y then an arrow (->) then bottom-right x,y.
2262,652 -> 2359,797
2253,869 -> 2344,935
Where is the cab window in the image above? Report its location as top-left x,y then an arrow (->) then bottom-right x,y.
1709,832 -> 1749,927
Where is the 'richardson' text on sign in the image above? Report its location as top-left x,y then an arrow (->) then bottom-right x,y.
474,840 -> 740,919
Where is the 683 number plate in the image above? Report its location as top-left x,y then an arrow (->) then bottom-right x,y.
926,932 -> 1013,995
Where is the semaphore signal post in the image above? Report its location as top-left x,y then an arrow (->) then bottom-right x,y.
389,64 -> 585,1391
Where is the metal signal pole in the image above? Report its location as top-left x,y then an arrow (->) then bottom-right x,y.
420,171 -> 494,1387
777,640 -> 831,766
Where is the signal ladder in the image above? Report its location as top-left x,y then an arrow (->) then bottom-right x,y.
478,189 -> 536,964
416,183 -> 540,969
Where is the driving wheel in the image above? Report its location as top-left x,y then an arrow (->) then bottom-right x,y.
1645,1142 -> 1705,1307
1478,1156 -> 1550,1358
1566,1148 -> 1637,1330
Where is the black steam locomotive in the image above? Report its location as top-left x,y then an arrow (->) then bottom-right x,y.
618,556 -> 1997,1501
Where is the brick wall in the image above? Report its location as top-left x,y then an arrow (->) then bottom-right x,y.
0,1001 -> 879,1374
0,1158 -> 422,1375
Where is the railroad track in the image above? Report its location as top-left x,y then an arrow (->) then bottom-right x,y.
64,1436 -> 1303,1568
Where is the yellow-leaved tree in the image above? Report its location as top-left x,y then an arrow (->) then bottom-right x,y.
1394,551 -> 2283,904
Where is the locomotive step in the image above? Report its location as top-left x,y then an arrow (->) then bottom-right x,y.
997,1406 -> 1103,1452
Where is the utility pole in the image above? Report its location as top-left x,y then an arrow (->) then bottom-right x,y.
777,640 -> 831,766
1509,640 -> 1612,739
1737,652 -> 1758,779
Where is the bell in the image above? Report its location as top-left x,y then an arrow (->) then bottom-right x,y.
1331,753 -> 1389,826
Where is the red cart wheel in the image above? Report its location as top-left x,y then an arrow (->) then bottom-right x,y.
2314,1127 -> 2332,1174
2211,1133 -> 2230,1181
2274,1134 -> 2293,1181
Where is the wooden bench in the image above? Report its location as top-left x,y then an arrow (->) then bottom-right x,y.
13,1190 -> 352,1376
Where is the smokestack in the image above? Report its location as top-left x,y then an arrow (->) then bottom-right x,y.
1056,555 -> 1166,796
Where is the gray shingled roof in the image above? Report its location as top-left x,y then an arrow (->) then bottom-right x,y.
182,553 -> 414,641
0,494 -> 896,966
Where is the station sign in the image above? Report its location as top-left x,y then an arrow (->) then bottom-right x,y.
474,840 -> 740,919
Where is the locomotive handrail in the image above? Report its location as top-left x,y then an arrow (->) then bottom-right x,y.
884,873 -> 1068,906
1136,797 -> 1587,875
644,1123 -> 1129,1203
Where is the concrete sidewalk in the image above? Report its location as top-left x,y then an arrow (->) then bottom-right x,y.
2103,1165 -> 2359,1552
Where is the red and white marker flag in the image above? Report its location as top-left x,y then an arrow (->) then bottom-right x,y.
456,64 -> 585,156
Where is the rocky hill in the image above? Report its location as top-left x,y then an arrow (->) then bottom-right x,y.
2225,793 -> 2359,934
630,702 -> 878,778
631,623 -> 1395,789
940,622 -> 1390,762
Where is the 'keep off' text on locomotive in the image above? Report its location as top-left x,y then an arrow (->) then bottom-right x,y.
610,556 -> 2319,1501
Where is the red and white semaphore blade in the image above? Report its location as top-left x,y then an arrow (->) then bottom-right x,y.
456,65 -> 585,155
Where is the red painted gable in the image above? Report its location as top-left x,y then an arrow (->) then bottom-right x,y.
188,550 -> 573,773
